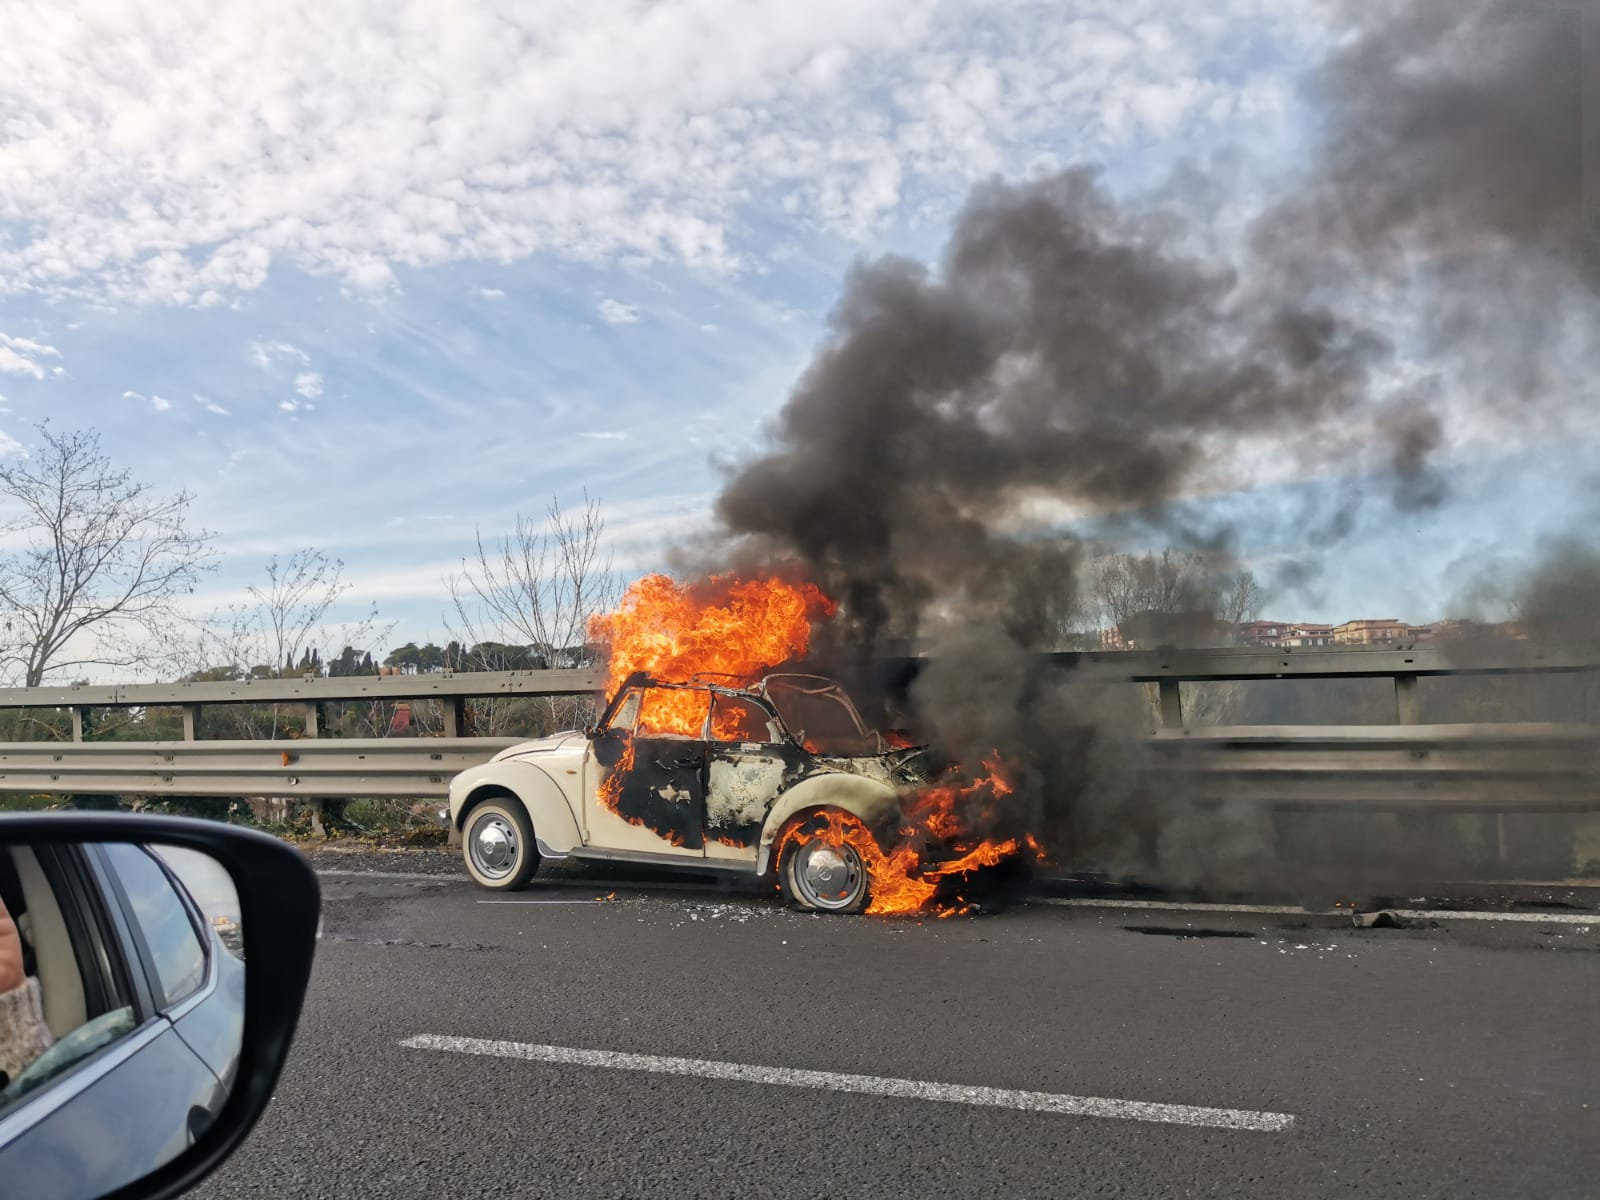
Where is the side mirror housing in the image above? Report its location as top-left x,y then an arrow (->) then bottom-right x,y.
0,813 -> 319,1200
592,728 -> 629,768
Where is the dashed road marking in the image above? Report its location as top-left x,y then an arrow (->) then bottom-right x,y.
400,1034 -> 1296,1132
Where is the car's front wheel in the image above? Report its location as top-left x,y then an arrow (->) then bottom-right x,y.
461,796 -> 539,891
778,812 -> 871,914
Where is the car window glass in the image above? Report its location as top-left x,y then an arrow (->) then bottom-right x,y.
98,844 -> 206,1008
154,845 -> 243,961
709,694 -> 779,743
609,688 -> 642,733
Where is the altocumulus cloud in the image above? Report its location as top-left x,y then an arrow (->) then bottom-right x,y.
0,0 -> 1315,306
596,299 -> 640,326
0,334 -> 61,379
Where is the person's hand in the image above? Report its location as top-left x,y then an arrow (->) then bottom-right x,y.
0,896 -> 25,994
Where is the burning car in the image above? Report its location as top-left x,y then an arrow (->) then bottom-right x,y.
447,671 -> 942,912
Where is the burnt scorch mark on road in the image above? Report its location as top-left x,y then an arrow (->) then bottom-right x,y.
1126,927 -> 1257,940
321,934 -> 498,952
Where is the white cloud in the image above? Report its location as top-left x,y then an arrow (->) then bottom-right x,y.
0,431 -> 24,458
579,430 -> 629,440
0,1 -> 1319,306
0,333 -> 61,378
597,299 -> 639,326
122,388 -> 170,411
472,286 -> 506,300
250,341 -> 309,369
197,394 -> 231,416
293,371 -> 324,399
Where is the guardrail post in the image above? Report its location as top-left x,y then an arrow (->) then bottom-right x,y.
1157,679 -> 1183,729
442,697 -> 467,738
182,704 -> 201,741
304,703 -> 322,738
1394,674 -> 1420,725
70,706 -> 85,742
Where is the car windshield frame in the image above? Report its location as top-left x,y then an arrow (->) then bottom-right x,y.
758,673 -> 883,757
596,670 -> 884,754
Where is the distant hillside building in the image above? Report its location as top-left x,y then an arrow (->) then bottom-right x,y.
1332,619 -> 1434,646
1283,623 -> 1334,647
1238,620 -> 1336,648
1237,620 -> 1291,646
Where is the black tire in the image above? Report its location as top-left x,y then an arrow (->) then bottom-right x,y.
777,813 -> 871,914
460,796 -> 539,891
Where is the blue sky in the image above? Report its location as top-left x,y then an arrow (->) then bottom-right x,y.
0,0 -> 1590,664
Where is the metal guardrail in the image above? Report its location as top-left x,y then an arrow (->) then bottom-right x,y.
7,649 -> 1596,741
0,668 -> 607,740
1150,724 -> 1600,811
0,738 -> 524,799
0,667 -> 607,709
0,650 -> 1590,810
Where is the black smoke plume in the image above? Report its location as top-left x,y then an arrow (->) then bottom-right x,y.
698,1 -> 1597,885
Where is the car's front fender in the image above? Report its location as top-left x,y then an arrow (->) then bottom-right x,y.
449,760 -> 584,855
755,771 -> 901,875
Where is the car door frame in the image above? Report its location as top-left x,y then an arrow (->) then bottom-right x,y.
584,678 -> 711,856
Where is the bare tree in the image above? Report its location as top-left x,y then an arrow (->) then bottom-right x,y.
1093,551 -> 1267,649
188,550 -> 390,739
1215,569 -> 1266,634
184,550 -> 385,680
1094,550 -> 1213,630
0,426 -> 216,686
447,493 -> 616,734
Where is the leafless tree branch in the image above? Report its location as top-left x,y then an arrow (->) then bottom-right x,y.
0,425 -> 217,686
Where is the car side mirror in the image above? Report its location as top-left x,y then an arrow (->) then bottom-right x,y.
0,813 -> 320,1200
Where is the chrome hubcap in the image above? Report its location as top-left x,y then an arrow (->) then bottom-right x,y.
469,814 -> 519,880
792,838 -> 865,910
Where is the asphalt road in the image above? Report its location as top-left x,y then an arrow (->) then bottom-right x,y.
195,865 -> 1599,1199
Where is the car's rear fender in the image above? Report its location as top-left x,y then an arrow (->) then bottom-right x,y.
756,772 -> 900,876
450,760 -> 583,855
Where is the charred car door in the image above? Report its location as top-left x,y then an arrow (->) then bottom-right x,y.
587,685 -> 709,854
703,692 -> 804,859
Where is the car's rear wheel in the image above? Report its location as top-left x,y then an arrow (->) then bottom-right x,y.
461,796 -> 539,891
778,813 -> 870,914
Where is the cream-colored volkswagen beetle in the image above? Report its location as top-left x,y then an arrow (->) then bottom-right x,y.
446,672 -> 933,913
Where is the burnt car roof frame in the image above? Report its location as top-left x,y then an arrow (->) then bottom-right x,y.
591,669 -> 896,759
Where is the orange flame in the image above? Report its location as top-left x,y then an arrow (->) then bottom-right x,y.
588,573 -> 834,737
778,754 -> 1044,917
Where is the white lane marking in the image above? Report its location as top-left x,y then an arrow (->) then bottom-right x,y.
399,1034 -> 1295,1132
1037,898 -> 1596,925
477,900 -> 611,905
